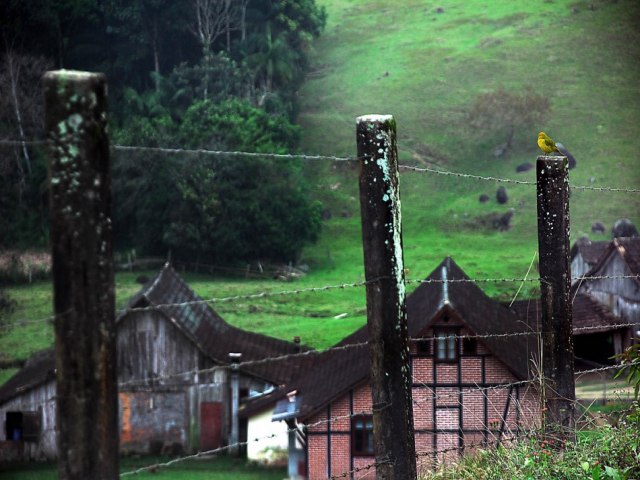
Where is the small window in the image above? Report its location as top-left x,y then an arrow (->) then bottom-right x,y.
463,337 -> 477,355
417,339 -> 431,354
351,415 -> 374,456
435,330 -> 458,362
5,411 -> 40,442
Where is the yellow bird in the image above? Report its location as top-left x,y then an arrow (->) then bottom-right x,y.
537,131 -> 560,154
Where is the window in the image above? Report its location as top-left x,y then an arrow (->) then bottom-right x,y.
5,411 -> 40,442
417,339 -> 431,354
435,330 -> 458,361
463,337 -> 477,355
351,415 -> 374,456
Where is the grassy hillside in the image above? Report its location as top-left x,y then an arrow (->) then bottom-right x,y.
296,0 -> 640,296
1,0 -> 639,375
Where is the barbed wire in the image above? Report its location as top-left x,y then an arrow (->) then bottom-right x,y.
573,322 -> 639,334
398,163 -> 640,193
0,139 -> 46,146
398,164 -> 536,185
2,138 -> 639,193
112,144 -> 355,163
1,273 -> 637,332
117,340 -> 369,389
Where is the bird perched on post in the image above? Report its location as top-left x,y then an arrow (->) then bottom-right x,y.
537,131 -> 560,154
537,132 -> 577,168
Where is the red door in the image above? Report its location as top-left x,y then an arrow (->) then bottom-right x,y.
200,402 -> 223,451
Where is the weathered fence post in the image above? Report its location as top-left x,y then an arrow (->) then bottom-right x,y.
357,115 -> 417,480
536,155 -> 576,438
43,70 -> 119,479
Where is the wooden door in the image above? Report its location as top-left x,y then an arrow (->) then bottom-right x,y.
200,402 -> 223,451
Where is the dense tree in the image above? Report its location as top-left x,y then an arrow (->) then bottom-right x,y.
0,51 -> 51,248
0,0 -> 327,264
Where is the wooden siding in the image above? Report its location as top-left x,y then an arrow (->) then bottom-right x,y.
581,253 -> 640,328
117,310 -> 215,387
0,379 -> 56,461
117,310 -> 273,454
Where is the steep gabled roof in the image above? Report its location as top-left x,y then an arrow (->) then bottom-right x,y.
261,257 -> 535,422
0,349 -> 55,405
508,292 -> 626,334
570,238 -> 609,266
584,237 -> 640,286
119,263 -> 311,385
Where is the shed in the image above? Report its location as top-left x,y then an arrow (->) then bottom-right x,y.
577,237 -> 640,346
0,264 -> 311,460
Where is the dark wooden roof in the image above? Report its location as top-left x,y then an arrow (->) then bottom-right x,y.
0,349 -> 55,405
611,237 -> 640,276
119,263 -> 311,385
570,238 -> 609,265
1,265 -> 314,405
508,292 -> 626,334
258,257 -> 536,422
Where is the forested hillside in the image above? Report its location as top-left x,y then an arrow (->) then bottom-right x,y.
0,0 -> 326,264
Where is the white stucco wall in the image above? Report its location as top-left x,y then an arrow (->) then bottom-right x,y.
246,407 -> 289,463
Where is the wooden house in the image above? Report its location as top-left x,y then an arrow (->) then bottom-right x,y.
577,237 -> 640,346
244,258 -> 542,479
570,237 -> 609,284
0,350 -> 56,462
509,293 -> 629,364
0,264 -> 308,460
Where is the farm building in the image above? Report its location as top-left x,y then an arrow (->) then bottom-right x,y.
576,237 -> 640,346
508,292 -> 629,365
0,350 -> 56,462
570,237 -> 609,284
0,264 -> 309,461
244,257 -> 543,479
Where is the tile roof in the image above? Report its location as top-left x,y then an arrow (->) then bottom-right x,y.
0,349 -> 55,405
508,292 -> 626,334
570,238 -> 609,265
120,263 -> 311,385
612,237 -> 640,276
256,257 -> 536,422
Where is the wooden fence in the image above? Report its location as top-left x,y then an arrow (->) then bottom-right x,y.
43,70 -> 575,480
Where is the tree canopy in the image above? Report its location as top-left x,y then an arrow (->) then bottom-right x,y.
0,0 -> 326,265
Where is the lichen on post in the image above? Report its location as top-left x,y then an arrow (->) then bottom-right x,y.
43,70 -> 118,480
357,114 -> 417,480
536,155 -> 576,440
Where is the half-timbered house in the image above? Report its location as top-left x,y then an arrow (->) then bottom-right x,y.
249,257 -> 542,479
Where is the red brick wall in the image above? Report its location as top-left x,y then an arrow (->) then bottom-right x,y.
304,348 -> 541,479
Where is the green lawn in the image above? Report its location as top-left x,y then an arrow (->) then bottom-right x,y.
0,456 -> 285,480
2,0 -> 640,381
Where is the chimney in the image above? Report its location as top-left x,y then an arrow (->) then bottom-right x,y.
228,352 -> 242,455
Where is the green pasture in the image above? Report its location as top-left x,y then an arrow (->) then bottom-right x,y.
2,0 -> 640,375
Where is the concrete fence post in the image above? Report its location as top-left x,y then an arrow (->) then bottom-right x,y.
536,155 -> 576,439
43,70 -> 119,479
357,115 -> 417,480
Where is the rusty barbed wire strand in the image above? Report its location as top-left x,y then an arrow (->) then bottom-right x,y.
398,163 -> 640,193
2,139 -> 639,192
112,144 -> 355,162
1,274 -> 636,331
